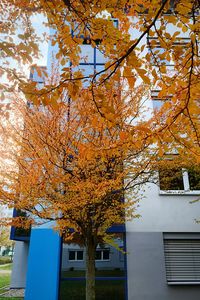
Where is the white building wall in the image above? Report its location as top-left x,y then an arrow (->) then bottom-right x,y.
126,183 -> 200,232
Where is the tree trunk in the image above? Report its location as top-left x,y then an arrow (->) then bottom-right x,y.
85,236 -> 96,300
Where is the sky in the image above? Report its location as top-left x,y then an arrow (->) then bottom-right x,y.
0,13 -> 49,214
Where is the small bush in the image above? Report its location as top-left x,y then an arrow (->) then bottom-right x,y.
0,256 -> 12,265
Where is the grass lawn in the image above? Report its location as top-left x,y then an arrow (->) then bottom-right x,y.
0,274 -> 10,289
0,274 -> 10,297
0,265 -> 12,271
60,280 -> 125,300
0,257 -> 12,266
0,274 -> 23,299
61,269 -> 125,278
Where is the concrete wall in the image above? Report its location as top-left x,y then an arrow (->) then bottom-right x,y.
10,241 -> 29,288
126,181 -> 200,300
126,183 -> 200,233
126,232 -> 200,300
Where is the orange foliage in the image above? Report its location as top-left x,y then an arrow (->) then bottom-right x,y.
0,2 -> 199,296
0,82 -> 155,237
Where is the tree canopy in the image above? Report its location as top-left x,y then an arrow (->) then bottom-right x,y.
0,82 -> 156,300
0,0 -> 199,159
0,1 -> 199,299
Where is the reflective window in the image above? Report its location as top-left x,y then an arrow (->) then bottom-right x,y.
188,168 -> 200,191
159,165 -> 200,192
59,235 -> 126,300
69,250 -> 84,261
95,249 -> 110,261
159,168 -> 184,191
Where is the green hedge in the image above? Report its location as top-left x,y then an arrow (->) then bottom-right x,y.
0,256 -> 12,265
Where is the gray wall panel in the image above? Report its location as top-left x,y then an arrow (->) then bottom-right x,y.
10,241 -> 29,288
126,232 -> 200,300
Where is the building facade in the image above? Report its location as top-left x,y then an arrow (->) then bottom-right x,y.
10,13 -> 200,300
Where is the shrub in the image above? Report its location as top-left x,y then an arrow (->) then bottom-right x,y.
0,256 -> 12,265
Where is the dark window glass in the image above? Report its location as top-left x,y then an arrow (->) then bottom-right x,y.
95,250 -> 101,260
103,250 -> 110,260
14,227 -> 31,238
12,209 -> 31,240
188,168 -> 200,190
69,251 -> 75,261
60,237 -> 126,300
77,251 -> 83,260
159,168 -> 184,190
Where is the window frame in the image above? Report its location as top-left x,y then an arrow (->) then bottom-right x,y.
163,234 -> 200,285
147,37 -> 191,67
68,249 -> 84,261
95,249 -> 110,261
159,168 -> 200,195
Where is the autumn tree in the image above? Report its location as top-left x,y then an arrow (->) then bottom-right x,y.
0,79 -> 163,299
1,0 -> 198,159
0,1 -> 199,156
0,0 -> 42,100
0,0 -> 199,134
0,0 -> 199,299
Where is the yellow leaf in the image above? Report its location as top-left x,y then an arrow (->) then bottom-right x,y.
137,69 -> 151,85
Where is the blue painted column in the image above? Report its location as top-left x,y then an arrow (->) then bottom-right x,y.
25,228 -> 61,300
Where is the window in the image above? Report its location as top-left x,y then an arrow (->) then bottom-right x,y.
71,19 -> 118,86
147,38 -> 170,66
69,250 -> 83,261
159,168 -> 184,191
159,167 -> 200,192
188,167 -> 200,191
60,240 -> 126,300
10,209 -> 31,241
148,37 -> 190,67
151,90 -> 171,111
30,66 -> 46,89
72,46 -> 105,87
95,249 -> 110,261
164,238 -> 200,284
72,19 -> 118,44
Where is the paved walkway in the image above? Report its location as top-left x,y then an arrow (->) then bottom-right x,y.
0,270 -> 11,274
0,264 -> 24,298
0,288 -> 24,298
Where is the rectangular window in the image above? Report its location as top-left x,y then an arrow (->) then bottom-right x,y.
147,38 -> 170,66
188,168 -> 200,191
95,249 -> 110,261
148,37 -> 190,67
158,153 -> 200,193
159,168 -> 184,191
151,90 -> 171,111
10,209 -> 31,241
69,251 -> 75,261
60,239 -> 126,300
159,167 -> 200,192
164,239 -> 200,284
69,250 -> 83,261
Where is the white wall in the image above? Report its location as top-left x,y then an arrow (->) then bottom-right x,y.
126,182 -> 200,232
